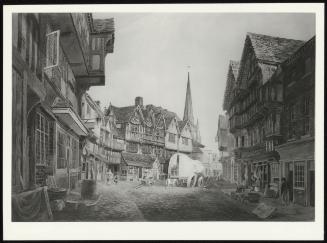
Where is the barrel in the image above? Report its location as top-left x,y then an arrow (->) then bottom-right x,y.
81,179 -> 97,200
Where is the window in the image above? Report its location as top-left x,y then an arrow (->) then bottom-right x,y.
168,133 -> 176,143
126,142 -> 138,153
289,104 -> 296,121
294,162 -> 305,188
270,163 -> 279,181
45,30 -> 60,69
131,125 -> 138,133
141,145 -> 152,154
71,138 -> 79,169
121,169 -> 127,176
302,96 -> 310,116
35,112 -> 53,165
302,118 -> 310,136
57,131 -> 66,169
241,136 -> 245,147
128,166 -> 134,174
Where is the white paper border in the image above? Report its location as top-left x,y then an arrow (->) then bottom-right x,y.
3,3 -> 324,240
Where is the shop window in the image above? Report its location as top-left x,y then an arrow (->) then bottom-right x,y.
57,131 -> 66,169
270,163 -> 279,181
128,166 -> 134,174
71,138 -> 79,169
168,133 -> 176,143
294,162 -> 305,189
35,112 -> 53,165
121,169 -> 127,176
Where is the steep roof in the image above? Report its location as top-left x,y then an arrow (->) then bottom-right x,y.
178,120 -> 188,131
230,60 -> 240,80
110,105 -> 136,123
223,60 -> 240,111
247,32 -> 305,64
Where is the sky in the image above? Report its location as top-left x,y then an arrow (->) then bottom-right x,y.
89,13 -> 315,152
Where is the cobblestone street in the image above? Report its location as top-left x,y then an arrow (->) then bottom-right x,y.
53,181 -> 259,221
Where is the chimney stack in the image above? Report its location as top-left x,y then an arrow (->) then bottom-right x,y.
135,96 -> 143,107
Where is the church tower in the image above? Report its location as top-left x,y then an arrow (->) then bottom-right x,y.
183,72 -> 201,143
183,72 -> 194,125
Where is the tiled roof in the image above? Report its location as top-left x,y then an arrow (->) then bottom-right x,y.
223,60 -> 239,111
230,60 -> 240,80
110,105 -> 136,123
121,152 -> 156,168
177,120 -> 188,131
247,32 -> 305,64
92,18 -> 115,33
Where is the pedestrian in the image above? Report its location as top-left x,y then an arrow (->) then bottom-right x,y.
114,174 -> 118,185
280,177 -> 289,206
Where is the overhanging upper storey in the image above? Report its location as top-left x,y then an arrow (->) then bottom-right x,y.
46,13 -> 115,87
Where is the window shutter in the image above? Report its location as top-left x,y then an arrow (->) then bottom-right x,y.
45,30 -> 60,69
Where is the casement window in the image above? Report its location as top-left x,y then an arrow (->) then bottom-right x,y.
141,145 -> 152,154
128,166 -> 134,174
57,131 -> 66,169
294,162 -> 305,189
126,142 -> 138,153
71,138 -> 79,169
121,169 -> 127,176
35,112 -> 54,166
45,30 -> 60,69
168,133 -> 176,143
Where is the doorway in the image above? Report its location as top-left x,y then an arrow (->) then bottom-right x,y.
286,162 -> 293,202
139,167 -> 142,178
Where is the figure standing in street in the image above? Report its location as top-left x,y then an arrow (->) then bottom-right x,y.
280,177 -> 289,206
114,174 -> 118,185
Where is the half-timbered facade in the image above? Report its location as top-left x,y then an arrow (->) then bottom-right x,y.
12,13 -> 115,193
220,32 -> 315,206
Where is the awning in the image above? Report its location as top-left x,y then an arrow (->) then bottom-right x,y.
52,107 -> 88,136
121,152 -> 155,168
276,137 -> 314,161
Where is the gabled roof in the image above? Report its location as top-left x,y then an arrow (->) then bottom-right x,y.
223,60 -> 240,111
110,105 -> 136,123
230,60 -> 240,80
178,120 -> 189,131
247,32 -> 305,64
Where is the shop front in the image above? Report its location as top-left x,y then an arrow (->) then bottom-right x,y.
276,137 -> 314,207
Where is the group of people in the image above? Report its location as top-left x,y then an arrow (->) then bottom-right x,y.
105,169 -> 118,185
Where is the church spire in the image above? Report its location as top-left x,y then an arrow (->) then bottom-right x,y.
183,72 -> 194,125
